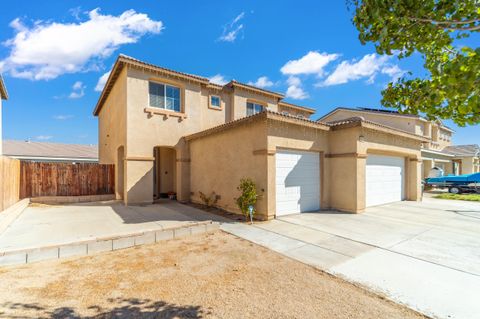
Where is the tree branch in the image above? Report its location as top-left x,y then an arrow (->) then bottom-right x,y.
444,24 -> 480,31
409,17 -> 480,25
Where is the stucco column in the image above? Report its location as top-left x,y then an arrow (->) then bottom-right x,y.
328,156 -> 363,213
356,156 -> 367,213
176,141 -> 191,202
124,158 -> 154,205
176,159 -> 190,202
407,158 -> 422,201
0,99 -> 3,155
265,151 -> 276,220
423,159 -> 432,179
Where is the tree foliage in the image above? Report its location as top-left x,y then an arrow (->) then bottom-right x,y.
350,0 -> 480,125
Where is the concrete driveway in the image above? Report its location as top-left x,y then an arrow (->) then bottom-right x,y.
221,197 -> 480,319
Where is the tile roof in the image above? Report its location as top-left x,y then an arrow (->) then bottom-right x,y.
94,55 -> 292,115
3,140 -> 98,160
119,54 -> 210,83
278,101 -> 316,113
320,116 -> 429,141
317,107 -> 454,132
184,110 -> 330,141
185,110 -> 427,142
225,80 -> 285,99
442,144 -> 480,157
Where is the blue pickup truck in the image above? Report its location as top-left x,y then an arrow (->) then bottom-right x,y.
425,172 -> 480,194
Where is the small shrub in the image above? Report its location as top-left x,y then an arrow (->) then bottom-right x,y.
199,191 -> 219,207
235,178 -> 259,221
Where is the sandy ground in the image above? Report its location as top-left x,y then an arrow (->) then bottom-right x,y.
0,231 -> 426,319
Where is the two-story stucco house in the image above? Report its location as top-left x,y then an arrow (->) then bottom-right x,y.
94,55 -> 428,220
0,75 -> 9,155
319,108 -> 480,178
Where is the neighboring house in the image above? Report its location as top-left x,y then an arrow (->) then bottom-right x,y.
0,74 -> 8,155
94,54 -> 427,220
318,107 -> 479,177
3,140 -> 98,163
442,144 -> 480,175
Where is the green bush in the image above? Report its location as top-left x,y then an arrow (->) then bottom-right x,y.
235,178 -> 258,220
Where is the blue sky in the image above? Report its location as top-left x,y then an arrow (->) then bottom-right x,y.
0,1 -> 478,145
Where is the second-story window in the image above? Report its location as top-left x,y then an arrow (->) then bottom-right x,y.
247,102 -> 264,116
210,95 -> 221,108
149,82 -> 181,112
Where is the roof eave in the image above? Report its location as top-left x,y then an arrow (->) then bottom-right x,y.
278,101 -> 316,114
228,81 -> 284,99
93,55 -> 212,116
0,75 -> 8,100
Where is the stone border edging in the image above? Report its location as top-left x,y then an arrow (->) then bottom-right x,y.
0,221 -> 219,267
30,194 -> 116,205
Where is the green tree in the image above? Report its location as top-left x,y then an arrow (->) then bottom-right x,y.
350,0 -> 480,125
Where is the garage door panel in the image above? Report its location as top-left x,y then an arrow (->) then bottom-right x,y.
366,155 -> 405,207
275,150 -> 320,216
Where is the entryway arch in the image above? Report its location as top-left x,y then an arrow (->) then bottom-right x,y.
153,146 -> 177,200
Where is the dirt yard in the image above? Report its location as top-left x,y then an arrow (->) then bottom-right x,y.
0,231 -> 426,319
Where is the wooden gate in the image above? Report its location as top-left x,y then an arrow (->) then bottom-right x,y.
20,162 -> 115,199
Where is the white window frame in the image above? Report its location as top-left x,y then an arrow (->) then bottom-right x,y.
149,81 -> 181,112
209,95 -> 221,109
246,101 -> 264,116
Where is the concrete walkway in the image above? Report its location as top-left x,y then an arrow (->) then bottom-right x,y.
221,198 -> 480,319
0,200 -> 225,253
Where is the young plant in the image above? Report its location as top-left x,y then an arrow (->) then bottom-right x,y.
235,178 -> 259,222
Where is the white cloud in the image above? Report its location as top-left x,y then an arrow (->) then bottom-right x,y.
209,74 -> 228,85
69,6 -> 82,20
281,51 -> 339,76
35,135 -> 53,141
53,114 -> 74,120
0,8 -> 163,80
381,65 -> 405,83
248,76 -> 274,88
218,12 -> 245,42
285,76 -> 308,100
321,54 -> 392,86
68,81 -> 85,99
95,70 -> 110,92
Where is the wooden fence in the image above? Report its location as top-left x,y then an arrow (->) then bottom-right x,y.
0,156 -> 21,212
20,162 -> 115,199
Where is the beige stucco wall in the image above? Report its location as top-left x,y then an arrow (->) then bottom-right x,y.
461,157 -> 474,174
119,67 -> 290,204
327,127 -> 363,212
97,63 -> 424,214
421,150 -> 454,176
323,110 -> 418,134
189,117 -> 423,219
266,120 -> 330,218
325,125 -> 422,213
0,98 -> 3,155
231,87 -> 279,121
97,68 -> 127,199
189,118 -> 269,218
359,127 -> 423,206
123,68 -> 229,204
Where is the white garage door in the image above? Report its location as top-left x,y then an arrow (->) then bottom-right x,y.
366,155 -> 405,207
276,150 -> 320,216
